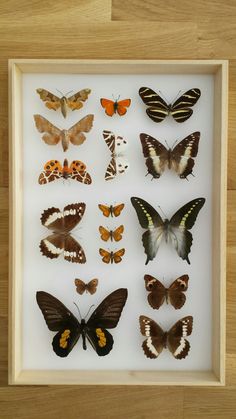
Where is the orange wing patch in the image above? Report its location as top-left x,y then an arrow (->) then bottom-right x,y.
112,225 -> 124,241
99,226 -> 111,242
117,99 -> 131,116
113,248 -> 125,263
99,248 -> 112,264
99,248 -> 125,264
100,97 -> 131,117
43,160 -> 63,173
98,203 -> 125,217
112,203 -> 125,217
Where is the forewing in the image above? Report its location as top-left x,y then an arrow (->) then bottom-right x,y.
100,99 -> 115,116
112,203 -> 125,217
40,206 -> 64,232
117,99 -> 131,116
112,225 -> 124,242
36,88 -> 61,110
103,130 -> 116,152
67,88 -> 91,110
113,248 -> 125,264
139,87 -> 169,123
87,288 -> 128,329
170,132 -> 200,178
144,275 -> 166,309
167,316 -> 193,359
74,279 -> 86,295
170,198 -> 206,231
86,279 -> 99,295
34,114 -> 62,145
67,114 -> 94,145
99,226 -> 111,241
99,248 -> 111,264
98,204 -> 111,217
140,133 -> 169,178
171,88 -> 201,122
130,197 -> 163,229
139,315 -> 165,359
168,275 -> 189,309
63,203 -> 86,232
64,235 -> 86,263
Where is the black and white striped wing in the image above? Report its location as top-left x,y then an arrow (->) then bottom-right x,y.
170,88 -> 201,123
139,87 -> 169,123
103,130 -> 116,153
105,157 -> 117,181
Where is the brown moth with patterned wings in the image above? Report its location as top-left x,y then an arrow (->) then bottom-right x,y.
40,203 -> 86,263
144,274 -> 189,309
139,315 -> 193,359
99,225 -> 124,242
36,88 -> 91,118
139,87 -> 201,123
34,114 -> 94,152
140,132 -> 200,179
36,288 -> 128,357
38,159 -> 92,185
75,278 -> 99,295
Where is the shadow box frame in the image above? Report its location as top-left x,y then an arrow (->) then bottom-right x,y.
8,59 -> 228,386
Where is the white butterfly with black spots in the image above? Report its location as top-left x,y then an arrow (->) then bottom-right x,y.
102,130 -> 129,181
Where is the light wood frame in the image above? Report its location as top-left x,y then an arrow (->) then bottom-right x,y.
8,59 -> 228,386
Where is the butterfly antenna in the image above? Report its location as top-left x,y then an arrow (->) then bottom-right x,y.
171,139 -> 178,149
171,90 -> 182,105
73,302 -> 82,321
65,90 -> 73,97
158,90 -> 168,103
84,304 -> 95,320
158,205 -> 168,219
165,139 -> 170,149
56,89 -> 64,96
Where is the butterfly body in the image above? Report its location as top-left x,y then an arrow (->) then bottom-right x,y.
131,196 -> 205,265
38,158 -> 92,185
36,289 -> 128,357
100,98 -> 131,117
139,87 -> 201,123
36,88 -> 91,118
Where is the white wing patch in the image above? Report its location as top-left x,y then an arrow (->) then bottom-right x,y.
103,130 -> 129,181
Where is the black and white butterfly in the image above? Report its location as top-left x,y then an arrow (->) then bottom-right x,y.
103,130 -> 129,181
139,315 -> 193,359
140,132 -> 200,179
139,87 -> 201,123
131,197 -> 205,265
36,288 -> 128,357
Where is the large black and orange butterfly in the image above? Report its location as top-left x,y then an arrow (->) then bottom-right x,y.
140,132 -> 200,179
139,87 -> 201,123
139,315 -> 193,359
40,203 -> 86,263
131,196 -> 205,265
99,248 -> 125,264
75,278 -> 99,295
36,88 -> 91,118
100,97 -> 131,117
98,203 -> 125,218
34,114 -> 94,152
144,274 -> 189,310
38,159 -> 92,185
36,288 -> 128,357
99,225 -> 124,242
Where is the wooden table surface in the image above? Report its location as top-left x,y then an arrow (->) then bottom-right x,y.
0,1 -> 235,418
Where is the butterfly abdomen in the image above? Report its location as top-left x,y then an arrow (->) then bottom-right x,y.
62,159 -> 71,178
60,97 -> 67,118
61,130 -> 69,152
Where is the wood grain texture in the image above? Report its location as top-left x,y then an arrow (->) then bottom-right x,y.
0,0 -> 235,417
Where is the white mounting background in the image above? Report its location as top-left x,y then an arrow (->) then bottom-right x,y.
22,72 -> 213,371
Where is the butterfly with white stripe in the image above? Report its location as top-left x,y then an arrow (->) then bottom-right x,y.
103,130 -> 129,181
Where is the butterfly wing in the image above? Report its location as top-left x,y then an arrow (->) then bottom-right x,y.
64,235 -> 86,263
74,279 -> 86,295
112,203 -> 125,217
38,160 -> 63,184
99,226 -> 111,241
36,88 -> 61,111
115,157 -> 129,176
99,248 -> 111,264
98,204 -> 111,217
40,233 -> 64,259
67,88 -> 91,110
40,203 -> 86,233
140,133 -> 169,178
139,315 -> 165,358
112,225 -> 124,242
144,275 -> 166,309
100,99 -> 115,116
167,316 -> 193,359
34,114 -> 62,146
167,275 -> 189,309
62,203 -> 86,232
113,248 -> 125,264
131,197 -> 164,265
116,99 -> 131,116
105,157 -> 117,181
36,291 -> 81,357
67,114 -> 94,148
170,132 -> 200,178
103,130 -> 116,152
168,198 -> 206,264
86,278 -> 99,295
139,87 -> 169,123
69,160 -> 92,184
170,88 -> 201,123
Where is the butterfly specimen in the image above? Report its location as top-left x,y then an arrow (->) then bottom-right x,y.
99,248 -> 125,264
34,114 -> 94,152
140,132 -> 200,179
36,88 -> 91,118
144,274 -> 189,309
103,130 -> 129,181
139,315 -> 193,359
98,203 -> 125,218
38,158 -> 92,185
99,225 -> 124,242
139,87 -> 201,123
75,278 -> 99,295
100,97 -> 131,117
131,196 -> 205,265
40,203 -> 86,263
36,288 -> 128,357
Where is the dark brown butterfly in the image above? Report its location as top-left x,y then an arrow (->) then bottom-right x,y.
38,159 -> 92,185
36,88 -> 91,118
99,225 -> 124,242
34,114 -> 94,152
99,248 -> 125,264
139,315 -> 193,359
140,132 -> 200,179
40,203 -> 86,263
36,288 -> 128,357
98,203 -> 125,218
131,196 -> 205,265
75,278 -> 98,295
144,274 -> 189,309
139,87 -> 201,123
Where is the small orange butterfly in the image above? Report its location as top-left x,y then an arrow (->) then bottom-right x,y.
75,278 -> 98,295
100,97 -> 131,117
99,248 -> 125,264
99,225 -> 124,242
38,159 -> 92,185
98,203 -> 125,218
